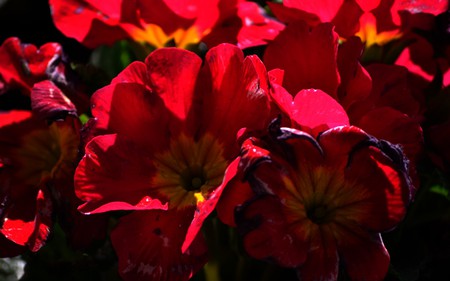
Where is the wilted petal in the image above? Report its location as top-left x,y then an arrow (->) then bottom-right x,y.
31,80 -> 77,121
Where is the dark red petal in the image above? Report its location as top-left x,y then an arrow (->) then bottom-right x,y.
357,107 -> 423,165
268,2 -> 321,25
264,21 -> 340,98
200,44 -> 271,151
236,195 -> 308,267
284,0 -> 343,22
111,209 -> 208,281
344,144 -> 411,231
74,134 -> 168,214
366,64 -> 421,118
317,126 -> 371,168
296,224 -> 339,281
145,47 -> 202,123
216,175 -> 254,227
31,80 -> 77,121
137,0 -> 196,34
182,157 -> 240,252
91,75 -> 175,150
334,225 -> 390,281
337,36 -> 372,109
331,0 -> 363,38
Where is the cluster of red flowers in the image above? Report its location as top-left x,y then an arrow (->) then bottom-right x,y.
0,0 -> 449,280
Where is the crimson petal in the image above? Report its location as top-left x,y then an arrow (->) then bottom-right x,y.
111,209 -> 208,281
31,80 -> 77,121
75,134 -> 168,214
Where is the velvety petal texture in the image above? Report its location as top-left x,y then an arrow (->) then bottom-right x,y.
75,43 -> 273,280
111,210 -> 208,281
236,123 -> 413,280
264,21 -> 340,98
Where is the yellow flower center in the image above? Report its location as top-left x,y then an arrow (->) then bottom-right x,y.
151,134 -> 228,209
125,22 -> 210,49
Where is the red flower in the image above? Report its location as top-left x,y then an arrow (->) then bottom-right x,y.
264,22 -> 423,189
236,123 -> 413,281
74,44 -> 272,280
0,37 -> 65,95
49,0 -> 283,49
0,110 -> 83,255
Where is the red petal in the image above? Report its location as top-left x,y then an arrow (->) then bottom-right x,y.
74,134 -> 168,214
331,0 -> 363,38
0,189 -> 52,252
268,2 -> 320,25
199,44 -> 271,151
366,64 -> 421,118
335,226 -> 390,281
216,174 -> 254,227
236,195 -> 308,267
339,140 -> 411,231
235,2 -> 285,49
145,47 -> 202,123
0,110 -> 32,128
91,68 -> 175,149
284,0 -> 343,22
49,0 -> 129,48
317,126 -> 370,166
291,89 -> 349,135
264,21 -> 340,98
337,36 -> 372,109
356,0 -> 381,12
0,37 -> 62,94
31,80 -> 77,120
137,0 -> 200,34
110,61 -> 150,85
357,107 -> 423,165
296,224 -> 339,281
111,209 -> 208,281
182,157 -> 240,252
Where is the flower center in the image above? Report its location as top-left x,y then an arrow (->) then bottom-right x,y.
15,122 -> 78,186
306,204 -> 331,225
180,165 -> 206,192
152,134 -> 228,209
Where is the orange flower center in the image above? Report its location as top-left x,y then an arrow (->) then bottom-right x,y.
151,134 -> 228,209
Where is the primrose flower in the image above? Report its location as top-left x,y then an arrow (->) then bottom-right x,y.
49,0 -> 283,49
236,122 -> 413,281
264,21 -> 423,189
74,43 -> 272,280
0,81 -> 107,256
0,111 -> 104,255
